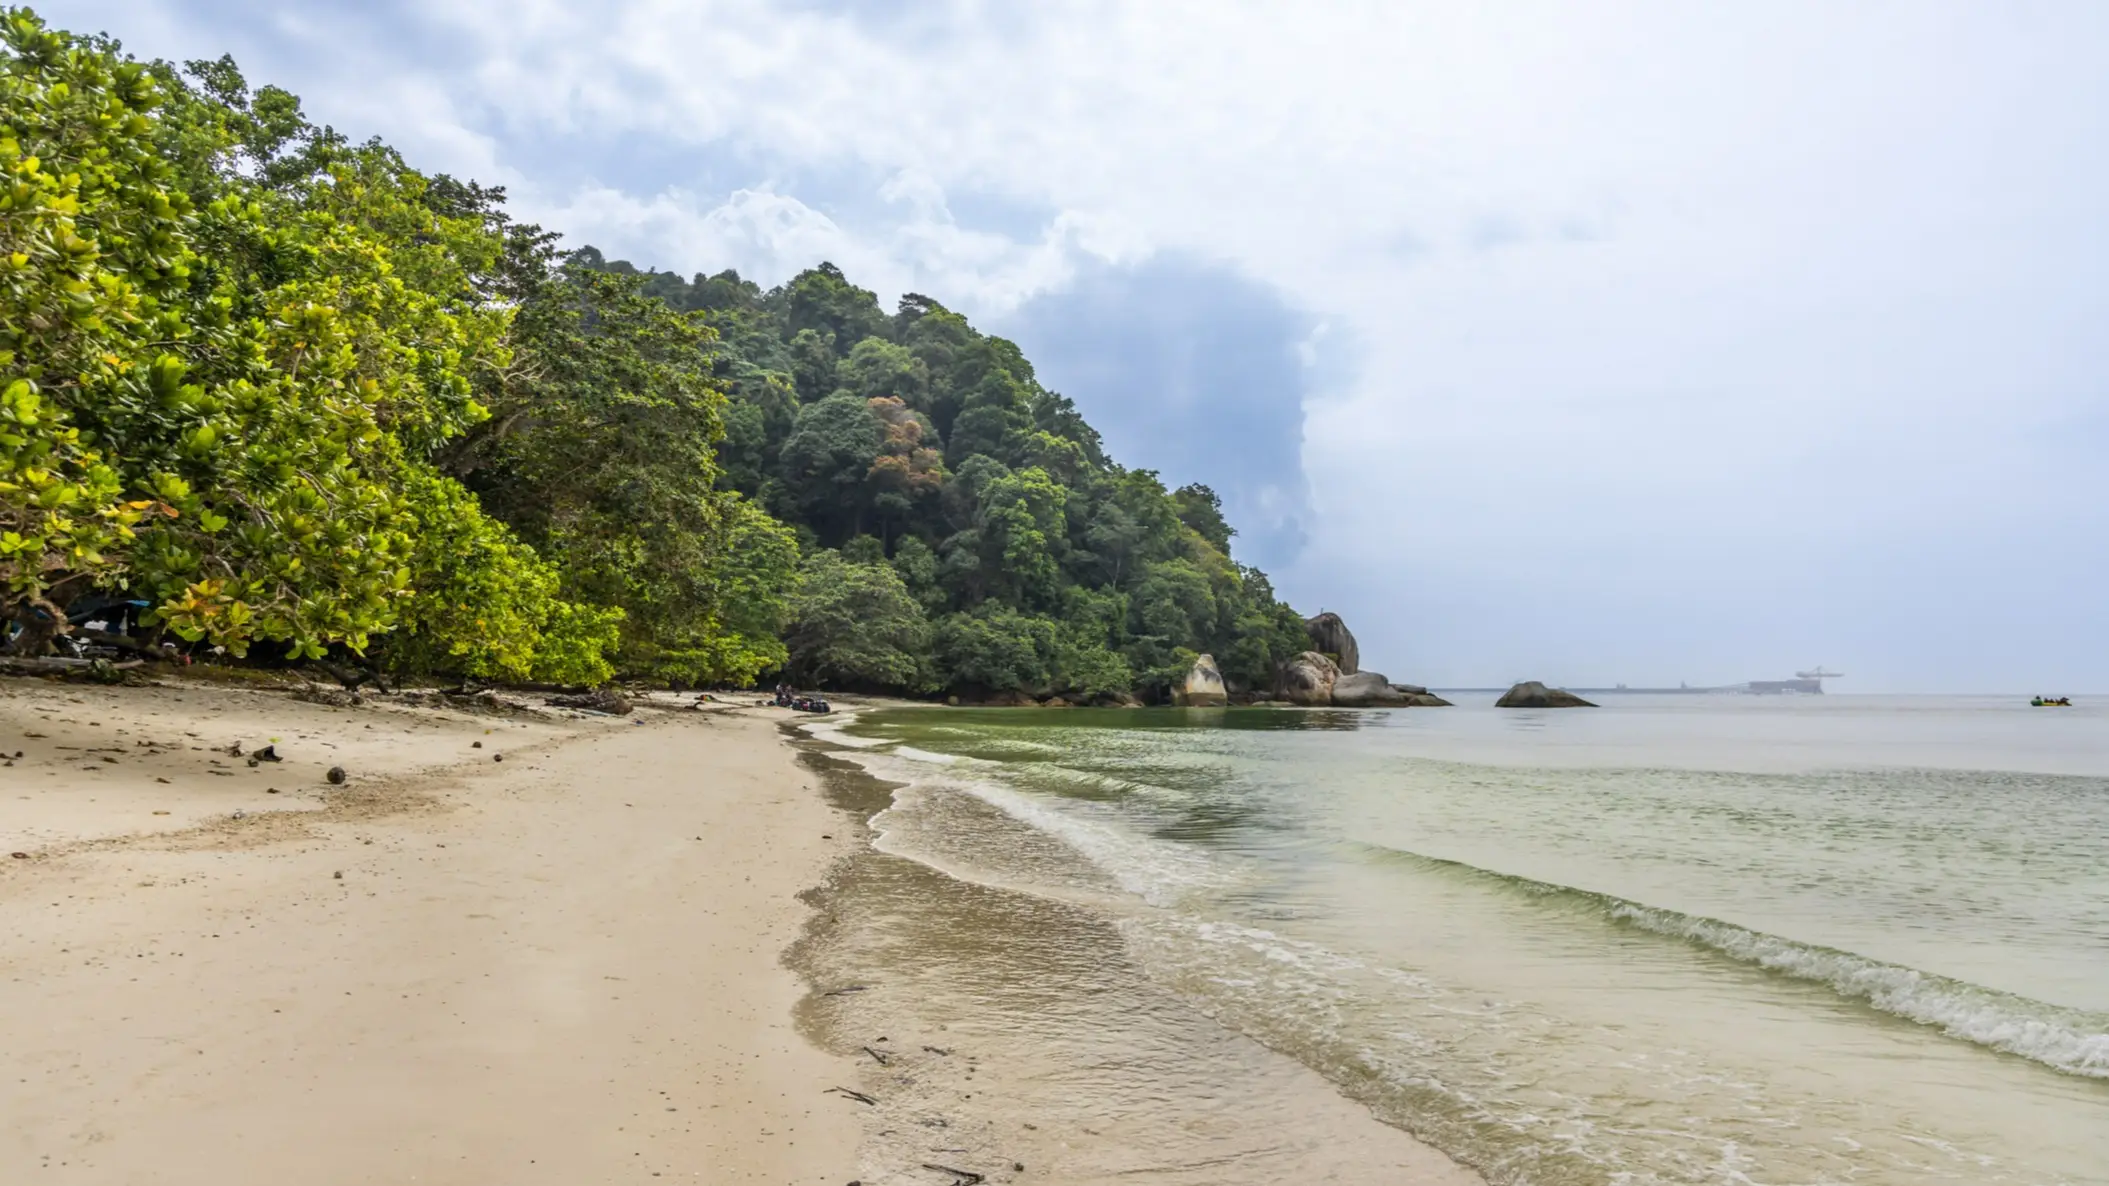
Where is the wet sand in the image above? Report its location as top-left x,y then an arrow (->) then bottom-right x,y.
791,746 -> 1480,1186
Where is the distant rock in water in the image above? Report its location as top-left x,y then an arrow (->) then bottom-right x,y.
1495,681 -> 1596,709
1304,613 -> 1359,675
1278,651 -> 1341,706
1174,654 -> 1228,707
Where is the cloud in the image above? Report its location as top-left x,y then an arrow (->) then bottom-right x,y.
997,254 -> 1318,569
43,0 -> 2109,689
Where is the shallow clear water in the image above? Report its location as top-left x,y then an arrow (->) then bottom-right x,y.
816,695 -> 2109,1185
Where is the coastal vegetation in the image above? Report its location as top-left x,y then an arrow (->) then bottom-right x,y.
0,9 -> 1310,700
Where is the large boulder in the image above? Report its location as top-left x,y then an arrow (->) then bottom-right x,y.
1495,681 -> 1597,709
1331,671 -> 1409,706
1304,612 -> 1359,674
1173,654 -> 1228,707
1278,651 -> 1341,706
1331,671 -> 1455,707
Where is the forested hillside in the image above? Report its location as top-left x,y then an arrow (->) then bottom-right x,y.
0,9 -> 1311,701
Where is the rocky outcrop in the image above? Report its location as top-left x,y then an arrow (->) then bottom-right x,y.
1303,612 -> 1359,675
1329,671 -> 1454,707
1495,681 -> 1596,709
1173,653 -> 1228,707
1330,671 -> 1408,706
1277,651 -> 1341,705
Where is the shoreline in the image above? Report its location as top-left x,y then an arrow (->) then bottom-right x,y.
788,715 -> 1483,1186
1,677 -> 859,1183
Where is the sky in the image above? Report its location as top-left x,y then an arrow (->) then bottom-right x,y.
48,0 -> 2109,691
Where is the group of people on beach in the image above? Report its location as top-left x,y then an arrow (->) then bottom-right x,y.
772,684 -> 832,714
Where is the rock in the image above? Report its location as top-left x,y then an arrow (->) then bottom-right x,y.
1304,612 -> 1360,675
1495,681 -> 1597,709
1172,654 -> 1228,707
294,685 -> 362,708
1039,696 -> 1072,708
546,688 -> 632,715
1277,651 -> 1341,706
1399,690 -> 1454,707
1330,671 -> 1411,706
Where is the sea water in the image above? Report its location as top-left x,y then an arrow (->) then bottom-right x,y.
804,696 -> 2109,1184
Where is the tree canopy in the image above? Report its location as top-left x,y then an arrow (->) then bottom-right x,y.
1,8 -> 1311,701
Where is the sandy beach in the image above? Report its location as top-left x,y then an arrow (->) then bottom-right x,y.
0,675 -> 859,1184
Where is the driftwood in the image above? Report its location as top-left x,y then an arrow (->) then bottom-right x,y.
825,1086 -> 877,1105
0,656 -> 142,679
922,1164 -> 985,1185
313,659 -> 391,694
545,688 -> 632,715
862,1045 -> 891,1066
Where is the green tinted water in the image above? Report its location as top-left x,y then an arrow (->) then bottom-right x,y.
813,696 -> 2109,1184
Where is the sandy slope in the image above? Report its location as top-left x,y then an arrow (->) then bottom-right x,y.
0,679 -> 858,1184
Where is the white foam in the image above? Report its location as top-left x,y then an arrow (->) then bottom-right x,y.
796,712 -> 892,748
888,745 -> 960,765
1608,901 -> 2109,1078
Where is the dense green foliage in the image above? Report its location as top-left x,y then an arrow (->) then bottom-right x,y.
583,253 -> 1313,700
0,9 -> 1308,699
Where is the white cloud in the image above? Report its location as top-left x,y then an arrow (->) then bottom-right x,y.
43,0 -> 2109,688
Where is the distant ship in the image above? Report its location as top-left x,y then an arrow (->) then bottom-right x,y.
1750,668 -> 1843,695
1581,668 -> 1843,695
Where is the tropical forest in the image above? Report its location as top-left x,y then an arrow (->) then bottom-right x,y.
0,9 -> 1316,701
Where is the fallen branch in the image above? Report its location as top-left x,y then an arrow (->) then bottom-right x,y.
862,1045 -> 891,1066
313,659 -> 391,694
0,656 -> 142,678
826,1086 -> 878,1106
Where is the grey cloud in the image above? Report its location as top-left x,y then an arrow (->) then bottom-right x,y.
996,253 -> 1317,571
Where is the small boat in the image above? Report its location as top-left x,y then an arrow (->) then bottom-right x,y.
2031,696 -> 2073,707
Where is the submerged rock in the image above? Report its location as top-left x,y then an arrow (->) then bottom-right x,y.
1174,653 -> 1229,707
1277,651 -> 1341,706
1303,612 -> 1360,675
1495,681 -> 1596,709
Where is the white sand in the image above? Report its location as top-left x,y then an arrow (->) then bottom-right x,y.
0,677 -> 858,1184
